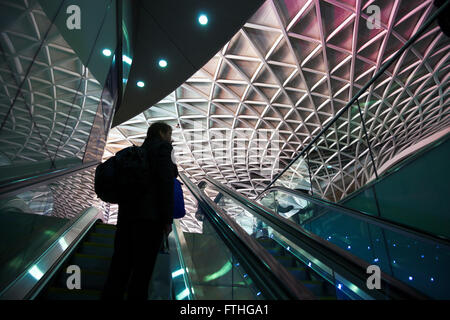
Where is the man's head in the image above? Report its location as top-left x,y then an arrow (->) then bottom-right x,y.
146,122 -> 172,142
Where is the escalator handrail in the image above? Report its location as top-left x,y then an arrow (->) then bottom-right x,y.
0,161 -> 99,199
0,207 -> 104,300
259,185 -> 450,248
204,176 -> 429,300
179,173 -> 316,300
171,219 -> 197,300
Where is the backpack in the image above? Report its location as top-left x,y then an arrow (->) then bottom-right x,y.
94,146 -> 150,204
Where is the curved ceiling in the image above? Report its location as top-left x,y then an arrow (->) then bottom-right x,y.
0,0 -> 106,170
106,0 -> 450,203
7,0 -> 445,229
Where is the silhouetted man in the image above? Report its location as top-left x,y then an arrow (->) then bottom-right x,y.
102,122 -> 177,300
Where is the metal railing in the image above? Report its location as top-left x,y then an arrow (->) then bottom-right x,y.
0,162 -> 99,200
179,172 -> 316,300
0,207 -> 104,300
259,185 -> 450,248
205,175 -> 429,300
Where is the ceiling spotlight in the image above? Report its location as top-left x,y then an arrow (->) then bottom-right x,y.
159,59 -> 168,68
102,48 -> 112,57
198,14 -> 208,25
136,81 -> 145,88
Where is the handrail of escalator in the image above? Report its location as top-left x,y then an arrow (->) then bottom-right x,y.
171,219 -> 197,300
179,173 -> 315,300
0,207 -> 104,300
204,176 -> 429,300
259,185 -> 450,247
0,161 -> 99,200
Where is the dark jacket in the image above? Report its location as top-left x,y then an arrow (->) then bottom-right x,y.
118,137 -> 177,225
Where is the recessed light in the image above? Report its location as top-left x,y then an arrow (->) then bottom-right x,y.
136,81 -> 145,88
102,48 -> 112,57
198,14 -> 208,25
159,59 -> 168,68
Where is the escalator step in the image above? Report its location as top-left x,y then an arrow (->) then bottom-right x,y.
286,267 -> 309,281
307,273 -> 338,296
53,269 -> 108,291
93,223 -> 117,235
39,223 -> 116,300
256,238 -> 277,247
336,289 -> 351,300
78,242 -> 114,257
275,256 -> 295,268
293,259 -> 308,268
45,287 -> 101,300
69,253 -> 112,272
266,248 -> 282,256
256,243 -> 283,256
256,239 -> 288,256
256,236 -> 339,299
300,280 -> 326,297
84,233 -> 115,245
258,241 -> 282,255
322,282 -> 339,297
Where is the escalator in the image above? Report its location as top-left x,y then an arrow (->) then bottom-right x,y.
0,171 -> 440,300
258,186 -> 450,300
255,237 -> 339,300
0,173 -> 315,300
202,175 -> 450,300
176,174 -> 315,300
190,175 -> 432,300
38,222 -> 116,300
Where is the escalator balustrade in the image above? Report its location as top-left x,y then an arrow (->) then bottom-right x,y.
38,222 -> 116,300
256,237 -> 341,300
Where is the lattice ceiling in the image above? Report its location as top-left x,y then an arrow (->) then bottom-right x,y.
106,0 -> 449,206
4,0 -> 446,230
0,0 -> 105,169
